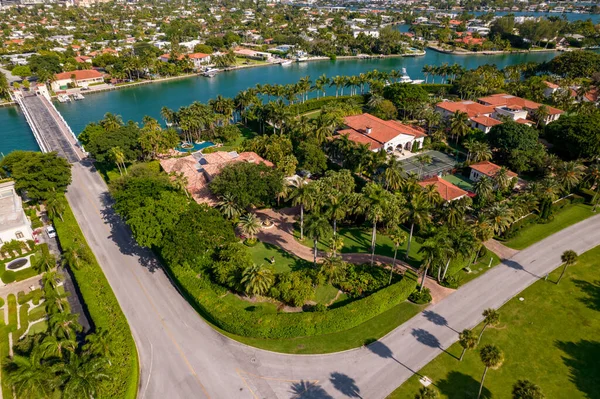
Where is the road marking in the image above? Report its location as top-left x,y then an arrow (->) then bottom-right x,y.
141,340 -> 153,399
236,369 -> 259,399
75,170 -> 211,398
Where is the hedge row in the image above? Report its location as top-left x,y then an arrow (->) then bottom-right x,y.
420,84 -> 453,95
53,200 -> 138,399
289,95 -> 365,115
0,245 -> 48,284
168,263 -> 418,339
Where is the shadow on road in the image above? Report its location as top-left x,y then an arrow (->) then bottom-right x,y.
329,372 -> 362,398
289,381 -> 334,399
366,340 -> 425,378
411,328 -> 459,360
504,259 -> 541,279
423,310 -> 458,333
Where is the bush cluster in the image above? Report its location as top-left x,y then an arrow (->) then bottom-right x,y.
288,95 -> 365,115
409,287 -> 432,304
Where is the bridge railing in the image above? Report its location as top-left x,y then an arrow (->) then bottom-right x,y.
14,92 -> 51,153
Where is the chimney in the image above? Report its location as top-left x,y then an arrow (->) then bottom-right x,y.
366,126 -> 372,134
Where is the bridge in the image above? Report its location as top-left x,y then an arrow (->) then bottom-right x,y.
13,87 -> 84,163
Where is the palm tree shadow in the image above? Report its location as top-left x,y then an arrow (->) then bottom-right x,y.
329,372 -> 362,399
503,259 -> 541,279
411,328 -> 459,360
366,340 -> 425,378
289,380 -> 334,399
572,279 -> 600,312
423,310 -> 459,333
436,370 -> 492,398
555,339 -> 600,399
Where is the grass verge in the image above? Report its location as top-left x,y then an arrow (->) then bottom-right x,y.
389,245 -> 600,399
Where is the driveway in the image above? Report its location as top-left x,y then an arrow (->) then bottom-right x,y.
66,160 -> 600,399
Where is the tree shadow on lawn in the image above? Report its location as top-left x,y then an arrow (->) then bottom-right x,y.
436,371 -> 492,399
556,340 -> 600,399
572,279 -> 600,312
259,242 -> 313,271
289,380 -> 334,399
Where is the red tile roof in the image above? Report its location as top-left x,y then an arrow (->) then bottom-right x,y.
54,69 -> 103,81
436,101 -> 495,117
471,115 -> 502,128
478,94 -> 563,115
544,81 -> 559,89
338,113 -> 426,150
470,161 -> 517,178
418,176 -> 467,201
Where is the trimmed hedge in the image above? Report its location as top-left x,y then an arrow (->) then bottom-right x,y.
52,200 -> 138,399
17,289 -> 43,305
167,263 -> 417,339
15,303 -> 30,338
289,95 -> 365,115
7,294 -> 17,332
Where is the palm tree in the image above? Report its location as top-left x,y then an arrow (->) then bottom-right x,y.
585,163 -> 600,211
384,157 -> 404,191
512,380 -> 545,399
557,249 -> 577,285
329,235 -> 345,257
49,312 -> 82,339
109,146 -> 127,176
314,74 -> 329,98
493,167 -> 512,192
63,244 -> 88,270
100,112 -> 123,132
42,270 -> 63,291
288,176 -> 314,240
55,353 -> 111,399
217,193 -> 242,220
83,328 -> 113,364
417,236 -> 441,292
478,308 -> 500,344
319,255 -> 346,284
416,154 -> 433,177
34,249 -> 56,273
449,110 -> 470,145
3,352 -> 55,398
241,264 -> 274,296
458,329 -> 477,361
470,141 -> 493,163
388,227 -> 407,284
323,194 -> 347,237
555,161 -> 584,193
478,344 -> 504,399
238,213 -> 262,241
39,335 -> 77,358
405,191 -> 431,260
485,204 -> 514,236
359,183 -> 389,266
45,196 -> 65,222
305,213 -> 331,268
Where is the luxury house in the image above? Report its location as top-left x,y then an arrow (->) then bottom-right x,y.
418,176 -> 468,201
469,161 -> 517,183
51,69 -> 104,91
0,180 -> 33,245
336,113 -> 427,152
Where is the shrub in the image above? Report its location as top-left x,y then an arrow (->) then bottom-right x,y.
0,297 -> 4,307
7,294 -> 17,331
2,273 -> 16,284
502,213 -> 539,239
288,95 -> 365,115
441,275 -> 461,289
337,264 -> 394,298
409,288 -> 432,304
420,83 -> 452,95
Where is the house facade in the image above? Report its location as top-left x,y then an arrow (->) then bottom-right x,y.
0,180 -> 33,245
469,161 -> 517,183
418,176 -> 468,201
336,113 -> 427,152
51,69 -> 104,91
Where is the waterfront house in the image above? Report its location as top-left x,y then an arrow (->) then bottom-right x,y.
336,113 -> 427,152
469,161 -> 517,183
418,176 -> 468,201
51,69 -> 104,91
0,180 -> 33,245
233,48 -> 272,60
478,94 -> 563,125
158,52 -> 211,69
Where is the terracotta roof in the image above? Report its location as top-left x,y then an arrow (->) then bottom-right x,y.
435,101 -> 495,117
470,161 -> 517,178
159,155 -> 214,204
584,87 -> 599,102
544,81 -> 559,89
471,115 -> 502,128
478,94 -> 563,115
54,69 -> 103,81
200,151 -> 273,180
418,176 -> 467,201
339,113 -> 426,150
515,118 -> 535,125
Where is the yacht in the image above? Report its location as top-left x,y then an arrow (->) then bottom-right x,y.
203,68 -> 219,77
57,94 -> 71,103
280,59 -> 293,66
73,93 -> 85,100
296,56 -> 308,62
398,68 -> 425,85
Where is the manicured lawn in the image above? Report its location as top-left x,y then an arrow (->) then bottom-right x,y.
248,241 -> 312,274
314,284 -> 340,305
27,320 -> 47,335
224,300 -> 425,354
504,204 -> 595,250
443,174 -> 474,192
218,125 -> 257,152
389,245 -> 600,399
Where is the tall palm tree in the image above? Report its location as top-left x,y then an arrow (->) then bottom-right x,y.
459,329 -> 478,361
405,191 -> 431,260
217,193 -> 242,220
416,154 -> 433,177
314,74 -> 329,98
359,183 -> 389,266
305,213 -> 331,268
557,249 -> 577,285
323,193 -> 347,237
555,161 -> 584,193
241,264 -> 274,296
388,227 -> 407,284
55,353 -> 110,399
3,352 -> 55,398
585,163 -> 600,211
383,157 -> 404,191
478,308 -> 500,344
478,344 -> 504,399
288,176 -> 314,240
238,213 -> 262,241
470,141 -> 493,163
39,335 -> 77,358
83,328 -> 113,364
319,255 -> 346,284
474,175 -> 494,201
493,167 -> 512,192
100,112 -> 123,132
485,204 -> 514,236
449,110 -> 470,145
34,249 -> 56,273
417,236 -> 441,292
512,380 -> 545,399
45,196 -> 65,222
49,312 -> 82,340
63,244 -> 88,270
109,146 -> 127,176
42,270 -> 63,291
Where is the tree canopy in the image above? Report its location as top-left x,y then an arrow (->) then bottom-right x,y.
545,113 -> 600,160
487,121 -> 546,173
545,50 -> 600,78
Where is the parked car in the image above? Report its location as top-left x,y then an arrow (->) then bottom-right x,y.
46,225 -> 57,238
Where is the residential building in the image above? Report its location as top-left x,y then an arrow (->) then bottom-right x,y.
418,176 -> 468,201
51,69 -> 104,91
158,52 -> 211,69
478,93 -> 563,125
469,161 -> 517,183
0,180 -> 33,245
233,48 -> 271,60
336,113 -> 427,152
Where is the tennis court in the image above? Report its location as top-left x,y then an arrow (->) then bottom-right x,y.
401,150 -> 457,179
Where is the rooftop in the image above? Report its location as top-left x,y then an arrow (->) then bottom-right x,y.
470,161 -> 517,178
0,180 -> 28,233
418,176 -> 467,201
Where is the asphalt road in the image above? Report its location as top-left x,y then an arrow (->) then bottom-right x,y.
66,160 -> 600,399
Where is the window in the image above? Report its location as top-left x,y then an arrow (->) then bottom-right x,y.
15,231 -> 24,239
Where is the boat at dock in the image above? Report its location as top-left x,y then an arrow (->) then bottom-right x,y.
202,68 -> 220,77
73,93 -> 85,100
57,94 -> 71,103
280,59 -> 293,66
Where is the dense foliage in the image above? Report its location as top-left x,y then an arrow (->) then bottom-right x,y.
486,121 -> 546,173
545,113 -> 600,160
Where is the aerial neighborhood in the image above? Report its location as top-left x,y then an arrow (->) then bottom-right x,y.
0,0 -> 599,398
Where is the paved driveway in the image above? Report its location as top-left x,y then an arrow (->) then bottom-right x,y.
66,160 -> 600,399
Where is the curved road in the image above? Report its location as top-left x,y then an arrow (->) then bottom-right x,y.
66,161 -> 600,399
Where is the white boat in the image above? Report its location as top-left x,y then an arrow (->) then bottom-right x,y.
73,93 -> 85,100
296,56 -> 308,62
280,59 -> 293,66
203,68 -> 219,77
398,68 -> 424,85
57,94 -> 71,103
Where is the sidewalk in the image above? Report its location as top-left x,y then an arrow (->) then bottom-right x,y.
484,239 -> 519,260
255,208 -> 454,304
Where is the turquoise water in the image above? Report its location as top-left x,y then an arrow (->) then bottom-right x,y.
175,141 -> 215,153
0,51 -> 561,155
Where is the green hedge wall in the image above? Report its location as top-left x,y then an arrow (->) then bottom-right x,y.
420,84 -> 453,95
168,263 -> 417,339
53,200 -> 138,399
289,95 -> 365,115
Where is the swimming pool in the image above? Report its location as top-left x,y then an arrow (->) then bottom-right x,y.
175,141 -> 215,153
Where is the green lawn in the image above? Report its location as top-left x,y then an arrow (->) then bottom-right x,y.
314,284 -> 340,305
223,300 -> 425,354
443,174 -> 474,192
27,320 -> 47,335
504,204 -> 595,250
218,125 -> 257,152
389,245 -> 600,399
247,241 -> 313,274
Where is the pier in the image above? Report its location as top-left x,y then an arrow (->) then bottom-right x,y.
13,87 -> 84,163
